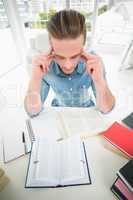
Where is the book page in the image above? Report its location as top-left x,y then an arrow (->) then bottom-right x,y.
26,136 -> 91,187
60,136 -> 89,185
58,107 -> 108,138
26,138 -> 60,187
28,109 -> 63,141
35,138 -> 60,184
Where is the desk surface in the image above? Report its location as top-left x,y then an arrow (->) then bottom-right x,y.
0,68 -> 133,200
0,135 -> 128,200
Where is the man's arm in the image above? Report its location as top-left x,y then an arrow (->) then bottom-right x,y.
82,52 -> 115,113
24,53 -> 53,116
24,78 -> 42,116
24,77 -> 50,117
94,79 -> 115,113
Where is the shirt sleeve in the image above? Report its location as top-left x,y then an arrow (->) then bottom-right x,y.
40,78 -> 50,104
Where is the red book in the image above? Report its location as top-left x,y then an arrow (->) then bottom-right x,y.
101,122 -> 133,158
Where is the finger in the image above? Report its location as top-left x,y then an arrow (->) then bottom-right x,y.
35,59 -> 48,72
32,59 -> 42,68
86,60 -> 98,65
38,52 -> 54,60
37,58 -> 47,67
81,51 -> 97,61
86,66 -> 94,75
47,48 -> 53,56
86,63 -> 98,74
37,56 -> 51,66
32,55 -> 52,72
37,56 -> 52,70
41,64 -> 49,73
47,54 -> 54,61
49,48 -> 55,55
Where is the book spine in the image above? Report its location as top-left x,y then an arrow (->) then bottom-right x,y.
117,172 -> 133,193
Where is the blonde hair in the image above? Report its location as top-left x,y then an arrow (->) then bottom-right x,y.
46,9 -> 86,44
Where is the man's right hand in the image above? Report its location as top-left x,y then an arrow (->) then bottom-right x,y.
31,52 -> 54,80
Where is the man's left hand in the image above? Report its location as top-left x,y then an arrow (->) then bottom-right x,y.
81,51 -> 104,83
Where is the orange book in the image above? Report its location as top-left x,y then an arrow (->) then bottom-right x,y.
101,122 -> 133,158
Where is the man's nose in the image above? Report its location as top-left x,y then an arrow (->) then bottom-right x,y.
64,59 -> 73,69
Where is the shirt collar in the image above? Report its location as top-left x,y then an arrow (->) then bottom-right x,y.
53,59 -> 86,77
76,59 -> 86,74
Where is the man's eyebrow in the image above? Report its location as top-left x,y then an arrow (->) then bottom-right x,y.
54,52 -> 81,59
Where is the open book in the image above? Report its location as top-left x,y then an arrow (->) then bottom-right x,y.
26,107 -> 108,152
25,136 -> 91,188
58,107 -> 108,138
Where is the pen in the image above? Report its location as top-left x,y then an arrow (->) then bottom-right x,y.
22,132 -> 27,155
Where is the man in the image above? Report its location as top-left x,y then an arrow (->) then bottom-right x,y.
24,9 -> 115,117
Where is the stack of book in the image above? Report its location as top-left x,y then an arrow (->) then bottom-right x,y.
0,168 -> 9,192
101,122 -> 133,158
122,112 -> 133,130
101,114 -> 133,199
111,160 -> 133,200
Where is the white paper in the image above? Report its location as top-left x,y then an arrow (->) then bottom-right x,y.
29,109 -> 62,141
58,107 -> 108,138
0,108 -> 27,163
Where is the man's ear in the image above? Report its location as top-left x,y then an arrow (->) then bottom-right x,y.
48,36 -> 51,46
48,36 -> 55,53
80,48 -> 85,57
47,38 -> 54,56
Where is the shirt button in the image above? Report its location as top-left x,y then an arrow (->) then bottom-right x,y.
70,88 -> 73,91
68,77 -> 71,80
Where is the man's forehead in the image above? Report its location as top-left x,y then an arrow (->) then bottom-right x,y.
50,36 -> 84,57
50,34 -> 83,46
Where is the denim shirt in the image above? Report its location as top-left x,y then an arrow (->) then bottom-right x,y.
41,59 -> 99,108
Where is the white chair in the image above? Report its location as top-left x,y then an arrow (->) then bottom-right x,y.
93,2 -> 133,70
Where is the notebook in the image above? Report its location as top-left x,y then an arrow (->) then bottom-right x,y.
0,109 -> 28,163
117,160 -> 133,193
122,112 -> 133,130
25,136 -> 91,188
101,122 -> 133,158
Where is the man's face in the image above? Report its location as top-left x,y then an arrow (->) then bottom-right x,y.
50,35 -> 84,75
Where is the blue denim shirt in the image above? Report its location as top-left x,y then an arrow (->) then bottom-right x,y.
41,59 -> 99,108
